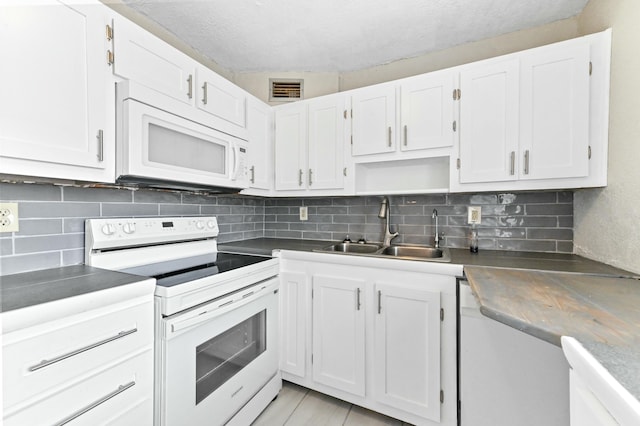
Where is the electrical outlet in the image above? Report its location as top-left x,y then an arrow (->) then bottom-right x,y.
299,206 -> 308,221
0,202 -> 20,232
468,206 -> 482,225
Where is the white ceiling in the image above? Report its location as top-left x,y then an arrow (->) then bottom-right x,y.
121,0 -> 590,73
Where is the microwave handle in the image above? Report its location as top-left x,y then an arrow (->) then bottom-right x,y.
231,143 -> 241,181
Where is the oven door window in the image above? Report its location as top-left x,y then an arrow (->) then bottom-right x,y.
195,309 -> 266,404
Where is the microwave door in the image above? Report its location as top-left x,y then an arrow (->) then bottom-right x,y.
120,99 -> 247,190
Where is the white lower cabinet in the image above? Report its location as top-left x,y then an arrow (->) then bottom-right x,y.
279,252 -> 458,426
374,283 -> 442,422
312,275 -> 366,397
2,294 -> 154,425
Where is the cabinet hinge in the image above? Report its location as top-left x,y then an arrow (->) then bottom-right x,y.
343,167 -> 347,177
452,120 -> 457,132
350,135 -> 353,145
351,109 -> 353,118
106,24 -> 114,66
344,109 -> 347,119
453,88 -> 461,100
440,308 -> 444,322
589,61 -> 593,76
440,390 -> 444,403
456,158 -> 461,169
588,145 -> 592,159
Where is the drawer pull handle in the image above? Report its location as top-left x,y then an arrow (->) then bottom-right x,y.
53,380 -> 136,426
28,328 -> 137,372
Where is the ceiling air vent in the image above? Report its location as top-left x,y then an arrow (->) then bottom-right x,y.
269,79 -> 304,102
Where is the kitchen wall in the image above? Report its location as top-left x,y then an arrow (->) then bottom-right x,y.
0,182 -> 574,276
0,183 -> 264,276
264,191 -> 573,252
573,0 -> 640,274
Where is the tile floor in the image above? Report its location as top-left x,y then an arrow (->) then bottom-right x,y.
252,381 -> 412,425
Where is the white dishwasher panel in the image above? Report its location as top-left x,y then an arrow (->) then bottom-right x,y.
459,280 -> 570,426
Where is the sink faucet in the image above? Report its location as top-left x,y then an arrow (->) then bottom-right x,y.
432,209 -> 441,248
378,197 -> 398,247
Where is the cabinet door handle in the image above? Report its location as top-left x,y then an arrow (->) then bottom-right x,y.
403,125 -> 408,146
308,168 -> 313,186
250,165 -> 255,184
28,328 -> 137,372
388,127 -> 392,147
356,288 -> 361,311
510,151 -> 515,175
202,83 -> 208,105
187,74 -> 193,99
53,381 -> 135,426
377,290 -> 382,314
298,169 -> 303,186
96,129 -> 104,162
524,150 -> 530,175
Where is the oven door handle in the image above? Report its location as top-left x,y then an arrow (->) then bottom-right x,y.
168,279 -> 277,334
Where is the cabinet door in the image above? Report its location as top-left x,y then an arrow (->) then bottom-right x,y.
374,282 -> 442,421
112,16 -> 196,105
307,95 -> 346,190
279,271 -> 308,378
246,98 -> 273,190
196,67 -> 246,129
352,85 -> 396,156
459,59 -> 519,183
520,40 -> 590,180
312,274 -> 366,397
400,73 -> 455,151
0,0 -> 112,182
274,104 -> 307,190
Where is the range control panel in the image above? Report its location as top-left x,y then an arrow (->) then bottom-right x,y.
86,216 -> 219,251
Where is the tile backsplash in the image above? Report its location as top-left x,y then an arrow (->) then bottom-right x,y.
0,182 -> 573,275
264,192 -> 573,252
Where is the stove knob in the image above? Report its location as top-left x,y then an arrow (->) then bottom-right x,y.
101,224 -> 115,236
123,222 -> 136,234
207,220 -> 216,229
196,220 -> 205,230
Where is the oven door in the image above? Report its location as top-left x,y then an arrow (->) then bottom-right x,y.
119,97 -> 248,189
158,278 -> 278,426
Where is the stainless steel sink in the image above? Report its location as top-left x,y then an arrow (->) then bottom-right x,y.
315,242 -> 451,262
320,242 -> 382,254
379,245 -> 444,259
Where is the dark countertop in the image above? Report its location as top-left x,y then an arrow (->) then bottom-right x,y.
219,238 -> 630,275
218,238 -> 331,256
464,266 -> 640,402
1,264 -> 151,313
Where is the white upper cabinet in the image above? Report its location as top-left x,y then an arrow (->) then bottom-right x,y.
112,16 -> 196,106
196,67 -> 247,130
454,32 -> 604,192
459,59 -> 520,183
274,103 -> 307,191
0,0 -> 114,183
400,72 -> 456,152
274,93 -> 348,194
352,85 -> 397,156
307,95 -> 346,190
243,97 -> 273,192
519,39 -> 590,180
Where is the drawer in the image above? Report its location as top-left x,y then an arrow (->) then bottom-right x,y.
2,298 -> 153,409
3,348 -> 153,426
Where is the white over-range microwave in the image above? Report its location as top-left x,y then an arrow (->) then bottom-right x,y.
116,81 -> 249,192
